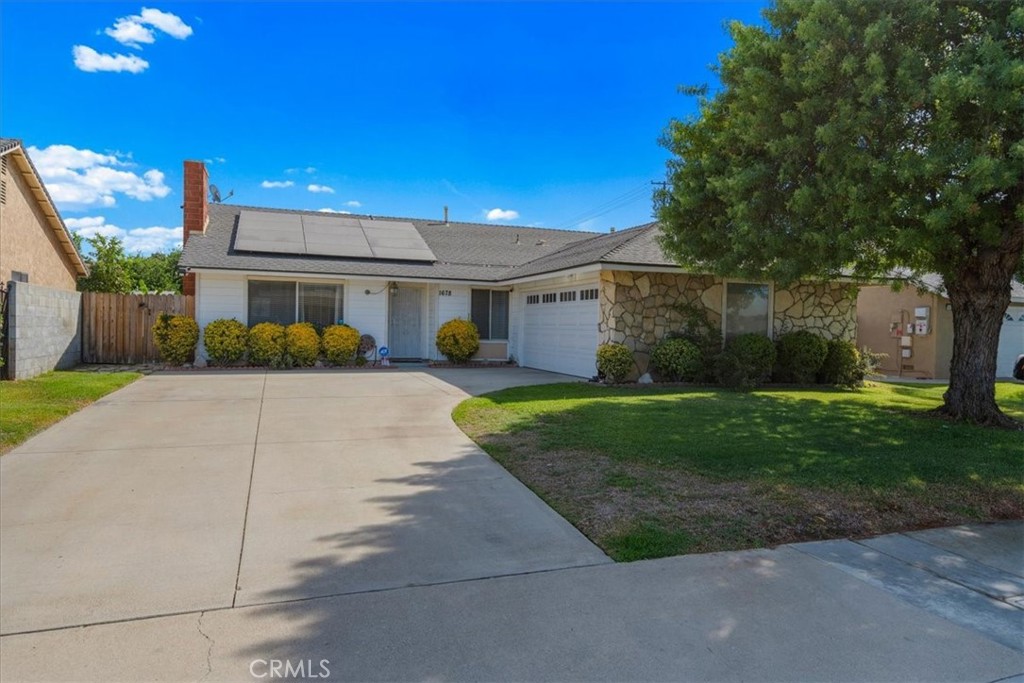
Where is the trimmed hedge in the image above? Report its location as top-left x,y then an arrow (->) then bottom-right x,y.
650,338 -> 702,382
715,333 -> 776,388
153,313 -> 199,365
322,324 -> 361,365
203,318 -> 248,366
596,343 -> 634,383
249,322 -> 287,367
285,322 -> 321,367
436,318 -> 480,363
818,339 -> 864,388
774,330 -> 828,384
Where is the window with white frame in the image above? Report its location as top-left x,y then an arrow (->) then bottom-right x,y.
724,282 -> 770,342
541,292 -> 557,303
559,290 -> 577,302
471,289 -> 510,340
247,280 -> 344,329
526,294 -> 540,305
580,288 -> 599,300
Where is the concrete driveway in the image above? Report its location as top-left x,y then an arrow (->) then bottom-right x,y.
2,369 -> 1021,682
0,368 -> 608,635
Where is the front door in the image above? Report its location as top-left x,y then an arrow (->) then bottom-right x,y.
388,286 -> 424,359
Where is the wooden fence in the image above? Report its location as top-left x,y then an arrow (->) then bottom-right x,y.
82,293 -> 195,364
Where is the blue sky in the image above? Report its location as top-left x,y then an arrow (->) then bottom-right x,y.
2,1 -> 765,254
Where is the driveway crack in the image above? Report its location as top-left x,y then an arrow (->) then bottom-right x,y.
195,611 -> 214,681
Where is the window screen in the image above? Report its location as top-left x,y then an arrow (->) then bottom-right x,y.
248,280 -> 296,326
490,290 -> 509,340
471,289 -> 510,341
724,282 -> 770,342
299,283 -> 342,331
471,289 -> 491,339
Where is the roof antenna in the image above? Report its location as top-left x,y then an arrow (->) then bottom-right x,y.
209,184 -> 234,203
444,205 -> 449,225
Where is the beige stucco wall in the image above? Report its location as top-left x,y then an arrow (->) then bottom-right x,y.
599,270 -> 857,378
856,285 -> 949,379
0,157 -> 78,291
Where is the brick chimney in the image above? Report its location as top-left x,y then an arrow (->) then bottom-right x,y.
181,160 -> 208,296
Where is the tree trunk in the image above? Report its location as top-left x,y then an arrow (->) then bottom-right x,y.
937,249 -> 1021,429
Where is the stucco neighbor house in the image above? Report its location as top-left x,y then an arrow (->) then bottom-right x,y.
857,275 -> 1024,380
178,160 -> 858,378
0,138 -> 88,290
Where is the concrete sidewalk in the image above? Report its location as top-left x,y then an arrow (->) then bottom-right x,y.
1,535 -> 1021,682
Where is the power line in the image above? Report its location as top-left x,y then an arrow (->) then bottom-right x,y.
555,182 -> 653,230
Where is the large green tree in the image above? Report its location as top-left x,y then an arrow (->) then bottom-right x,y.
657,0 -> 1023,427
77,234 -> 132,294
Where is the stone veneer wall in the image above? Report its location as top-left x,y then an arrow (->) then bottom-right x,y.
599,271 -> 857,378
772,282 -> 857,341
599,271 -> 724,378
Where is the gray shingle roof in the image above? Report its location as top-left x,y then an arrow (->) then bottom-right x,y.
0,138 -> 22,156
180,203 -> 670,282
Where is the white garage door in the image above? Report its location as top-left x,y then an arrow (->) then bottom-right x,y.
997,305 -> 1024,378
522,285 -> 600,378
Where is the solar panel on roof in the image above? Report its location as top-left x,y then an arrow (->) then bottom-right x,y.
233,210 -> 436,262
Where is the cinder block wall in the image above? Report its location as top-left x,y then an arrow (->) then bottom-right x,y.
6,281 -> 82,380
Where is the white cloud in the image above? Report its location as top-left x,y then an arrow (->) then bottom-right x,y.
344,200 -> 362,208
286,166 -> 317,175
105,18 -> 155,48
65,217 -> 182,254
137,8 -> 193,39
486,208 -> 519,221
307,184 -> 335,194
72,45 -> 149,74
261,180 -> 294,189
105,8 -> 193,49
28,144 -> 170,208
317,208 -> 351,214
204,157 -> 227,164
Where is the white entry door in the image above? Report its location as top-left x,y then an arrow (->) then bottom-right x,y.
522,285 -> 600,378
388,286 -> 424,359
997,305 -> 1024,378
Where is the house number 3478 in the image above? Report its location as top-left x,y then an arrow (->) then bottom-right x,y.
438,290 -> 452,297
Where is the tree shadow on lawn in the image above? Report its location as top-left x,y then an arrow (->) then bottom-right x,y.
473,384 -> 1024,492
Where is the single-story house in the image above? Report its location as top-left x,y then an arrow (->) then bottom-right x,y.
0,138 -> 88,291
179,161 -> 858,378
858,275 -> 1024,380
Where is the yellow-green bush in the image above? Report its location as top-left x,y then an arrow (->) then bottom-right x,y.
203,318 -> 248,366
248,322 -> 286,367
285,322 -> 321,367
596,343 -> 633,382
435,318 -> 480,363
152,313 -> 199,365
322,324 -> 360,365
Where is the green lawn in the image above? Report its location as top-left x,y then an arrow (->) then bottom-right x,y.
0,371 -> 141,454
454,381 -> 1024,561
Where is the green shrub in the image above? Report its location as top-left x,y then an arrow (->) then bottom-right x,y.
152,313 -> 199,365
715,333 -> 776,388
435,318 -> 480,363
285,322 -> 321,367
818,339 -> 863,388
203,318 -> 248,366
596,343 -> 634,383
774,330 -> 828,384
248,322 -> 287,367
322,324 -> 361,365
650,338 -> 702,382
667,303 -> 723,382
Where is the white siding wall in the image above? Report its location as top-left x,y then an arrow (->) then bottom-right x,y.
345,279 -> 389,350
195,272 -> 246,360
